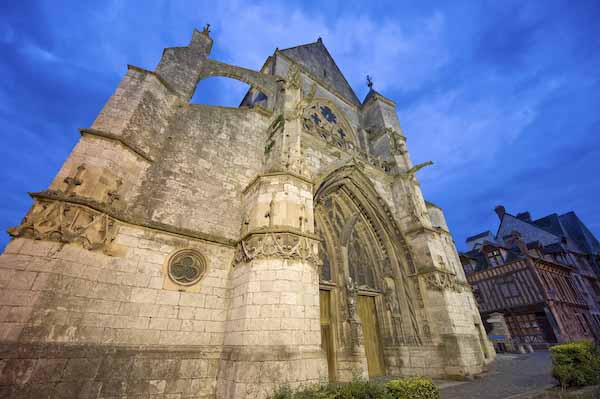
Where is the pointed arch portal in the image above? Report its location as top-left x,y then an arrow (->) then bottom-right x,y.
314,164 -> 421,379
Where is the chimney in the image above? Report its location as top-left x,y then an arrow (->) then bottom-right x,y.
494,205 -> 506,220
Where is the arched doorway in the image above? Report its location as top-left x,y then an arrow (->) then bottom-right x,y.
314,164 -> 421,380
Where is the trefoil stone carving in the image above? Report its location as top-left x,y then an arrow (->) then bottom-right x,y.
167,249 -> 207,286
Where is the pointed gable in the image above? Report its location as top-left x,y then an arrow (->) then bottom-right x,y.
279,39 -> 361,106
496,213 -> 562,247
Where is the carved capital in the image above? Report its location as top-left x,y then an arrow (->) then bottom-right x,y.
234,231 -> 319,267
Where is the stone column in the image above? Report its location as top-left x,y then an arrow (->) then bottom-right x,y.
217,173 -> 327,398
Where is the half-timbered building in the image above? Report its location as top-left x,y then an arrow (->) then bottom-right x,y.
460,206 -> 600,349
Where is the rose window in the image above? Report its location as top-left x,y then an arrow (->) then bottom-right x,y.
302,101 -> 353,145
167,249 -> 207,286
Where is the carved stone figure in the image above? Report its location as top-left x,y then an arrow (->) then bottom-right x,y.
64,164 -> 86,194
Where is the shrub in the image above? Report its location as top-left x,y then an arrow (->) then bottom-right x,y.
269,379 -> 390,399
269,383 -> 336,399
336,379 -> 389,399
550,341 -> 600,388
269,377 -> 440,399
386,377 -> 439,399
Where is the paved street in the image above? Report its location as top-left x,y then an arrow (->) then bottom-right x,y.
440,351 -> 556,399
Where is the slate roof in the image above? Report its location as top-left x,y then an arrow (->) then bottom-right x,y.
532,213 -> 565,237
462,208 -> 600,275
496,213 -> 562,247
279,39 -> 361,106
466,230 -> 493,242
559,212 -> 600,254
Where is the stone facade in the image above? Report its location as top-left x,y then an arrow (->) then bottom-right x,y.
0,28 -> 494,398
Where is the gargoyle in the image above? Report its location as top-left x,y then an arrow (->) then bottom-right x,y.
404,161 -> 433,178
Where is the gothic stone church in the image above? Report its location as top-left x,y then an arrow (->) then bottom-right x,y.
0,29 -> 494,398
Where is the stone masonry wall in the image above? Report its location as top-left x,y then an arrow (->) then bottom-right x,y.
133,105 -> 269,241
49,134 -> 149,207
0,222 -> 233,398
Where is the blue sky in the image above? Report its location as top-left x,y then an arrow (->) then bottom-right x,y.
1,0 -> 600,251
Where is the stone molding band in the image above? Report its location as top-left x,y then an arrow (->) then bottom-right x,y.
9,190 -> 237,248
79,128 -> 154,163
241,171 -> 314,195
234,230 -> 320,266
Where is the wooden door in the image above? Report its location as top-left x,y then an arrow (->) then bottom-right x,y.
320,290 -> 336,382
357,295 -> 385,377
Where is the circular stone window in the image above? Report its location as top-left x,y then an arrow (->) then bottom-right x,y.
167,249 -> 207,286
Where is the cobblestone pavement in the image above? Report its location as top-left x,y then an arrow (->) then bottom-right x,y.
439,351 -> 556,399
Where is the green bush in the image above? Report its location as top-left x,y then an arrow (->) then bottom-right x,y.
269,384 -> 337,399
550,341 -> 600,388
336,379 -> 389,399
386,377 -> 439,399
269,377 -> 439,399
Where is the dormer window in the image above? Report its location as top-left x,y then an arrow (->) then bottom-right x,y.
486,249 -> 503,267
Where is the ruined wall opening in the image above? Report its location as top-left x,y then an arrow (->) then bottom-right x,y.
190,76 -> 261,108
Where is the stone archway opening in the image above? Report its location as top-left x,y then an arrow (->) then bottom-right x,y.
190,76 -> 261,108
313,165 -> 422,381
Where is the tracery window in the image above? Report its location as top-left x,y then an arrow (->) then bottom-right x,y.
316,191 -> 382,290
348,228 -> 377,288
301,101 -> 355,151
317,225 -> 332,282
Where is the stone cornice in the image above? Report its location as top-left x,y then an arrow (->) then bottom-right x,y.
79,128 -> 154,163
28,190 -> 237,248
361,91 -> 397,108
241,226 -> 320,242
242,171 -> 314,195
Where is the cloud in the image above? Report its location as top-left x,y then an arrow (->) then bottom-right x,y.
145,1 -> 450,105
1,0 -> 600,252
20,43 -> 60,62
